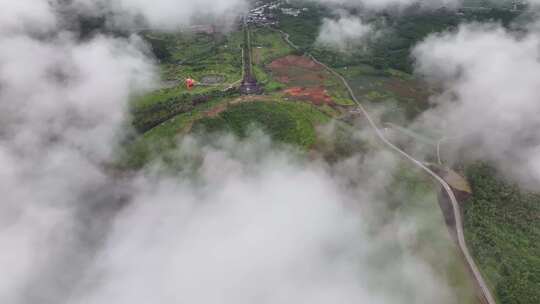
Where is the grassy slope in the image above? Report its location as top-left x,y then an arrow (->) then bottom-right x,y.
134,31 -> 244,112
251,27 -> 293,93
338,64 -> 431,121
122,96 -> 332,168
251,27 -> 293,64
129,32 -> 245,134
193,100 -> 330,149
123,26 -> 338,167
464,163 -> 540,304
119,97 -> 234,169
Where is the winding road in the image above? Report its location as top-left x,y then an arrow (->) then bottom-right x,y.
276,29 -> 496,304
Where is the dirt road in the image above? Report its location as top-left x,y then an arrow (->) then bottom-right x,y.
276,29 -> 497,304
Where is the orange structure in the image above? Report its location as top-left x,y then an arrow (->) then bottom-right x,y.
186,78 -> 196,90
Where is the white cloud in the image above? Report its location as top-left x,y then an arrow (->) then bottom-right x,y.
72,0 -> 248,30
0,33 -> 156,160
412,23 -> 540,186
0,2 -> 155,302
0,0 -> 57,34
0,2 -> 464,303
317,14 -> 379,51
311,0 -> 462,11
311,0 -> 461,51
67,136 -> 455,304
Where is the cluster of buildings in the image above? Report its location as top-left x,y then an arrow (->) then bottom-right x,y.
280,7 -> 304,17
246,1 -> 280,26
245,0 -> 312,26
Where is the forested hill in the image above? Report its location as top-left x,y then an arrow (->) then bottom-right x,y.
464,163 -> 540,304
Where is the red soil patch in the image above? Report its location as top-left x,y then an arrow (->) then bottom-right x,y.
284,87 -> 335,106
268,55 -> 323,71
269,55 -> 338,106
268,55 -> 327,87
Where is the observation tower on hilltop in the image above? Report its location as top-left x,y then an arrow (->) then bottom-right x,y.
239,17 -> 263,95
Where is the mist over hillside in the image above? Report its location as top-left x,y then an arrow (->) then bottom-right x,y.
0,1 -> 539,304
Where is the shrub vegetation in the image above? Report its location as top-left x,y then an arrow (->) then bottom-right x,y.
464,163 -> 540,304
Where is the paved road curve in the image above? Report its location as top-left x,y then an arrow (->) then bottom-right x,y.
277,29 -> 496,304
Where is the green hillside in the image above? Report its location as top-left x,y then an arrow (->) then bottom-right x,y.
464,163 -> 540,304
193,101 -> 329,148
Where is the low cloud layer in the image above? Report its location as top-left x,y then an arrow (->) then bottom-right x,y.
71,0 -> 248,30
311,0 -> 462,11
316,14 -> 380,51
412,23 -> 540,187
67,136 -> 456,304
0,0 -> 57,34
0,2 -> 156,302
0,1 -> 462,304
310,0 -> 461,52
1,0 -> 247,33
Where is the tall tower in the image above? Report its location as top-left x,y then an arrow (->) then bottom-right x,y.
239,17 -> 263,95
